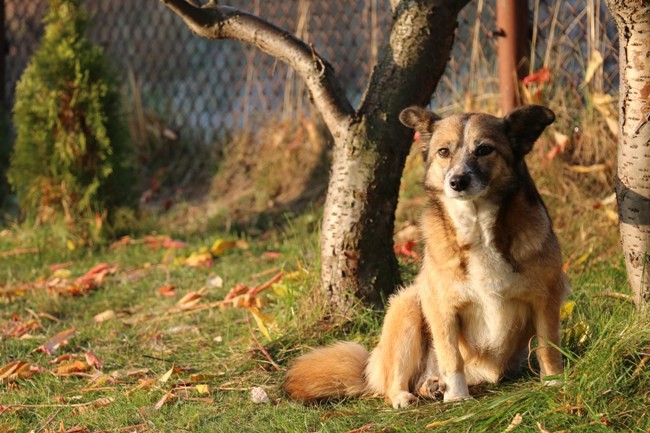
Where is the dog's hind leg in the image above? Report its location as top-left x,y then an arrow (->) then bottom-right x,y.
366,285 -> 426,408
416,348 -> 441,399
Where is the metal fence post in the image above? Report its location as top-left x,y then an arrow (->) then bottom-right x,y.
496,0 -> 529,114
0,0 -> 5,112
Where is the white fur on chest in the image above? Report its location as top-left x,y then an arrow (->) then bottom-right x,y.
444,198 -> 521,298
442,198 -> 532,352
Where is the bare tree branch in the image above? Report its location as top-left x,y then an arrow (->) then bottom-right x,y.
159,0 -> 354,139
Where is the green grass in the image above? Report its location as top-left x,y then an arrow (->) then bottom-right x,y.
1,209 -> 648,433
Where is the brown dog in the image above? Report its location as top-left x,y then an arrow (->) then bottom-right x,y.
284,105 -> 568,408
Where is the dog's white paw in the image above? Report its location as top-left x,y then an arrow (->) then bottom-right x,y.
442,372 -> 470,403
391,391 -> 417,409
542,378 -> 563,387
443,392 -> 472,403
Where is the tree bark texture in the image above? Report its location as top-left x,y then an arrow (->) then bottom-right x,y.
159,0 -> 470,311
321,1 -> 468,309
606,0 -> 650,307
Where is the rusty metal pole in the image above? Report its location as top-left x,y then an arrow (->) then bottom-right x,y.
496,0 -> 529,114
0,0 -> 5,112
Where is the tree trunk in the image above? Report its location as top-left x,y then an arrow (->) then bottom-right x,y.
606,0 -> 650,307
159,0 -> 470,311
321,1 -> 468,310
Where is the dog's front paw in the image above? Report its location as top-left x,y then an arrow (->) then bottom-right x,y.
542,377 -> 563,387
442,372 -> 470,403
390,391 -> 418,409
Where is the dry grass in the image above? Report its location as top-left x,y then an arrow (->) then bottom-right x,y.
156,116 -> 331,235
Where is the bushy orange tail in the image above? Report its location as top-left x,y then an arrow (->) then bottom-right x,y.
283,342 -> 369,402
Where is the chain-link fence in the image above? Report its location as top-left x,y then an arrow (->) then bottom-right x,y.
2,0 -> 618,144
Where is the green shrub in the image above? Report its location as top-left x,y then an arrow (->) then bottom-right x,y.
7,0 -> 133,241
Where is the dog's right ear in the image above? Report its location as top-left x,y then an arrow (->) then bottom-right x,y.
399,106 -> 441,134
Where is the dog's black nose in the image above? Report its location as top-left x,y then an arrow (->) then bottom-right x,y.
449,174 -> 470,192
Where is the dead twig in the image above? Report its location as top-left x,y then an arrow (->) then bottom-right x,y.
595,291 -> 635,304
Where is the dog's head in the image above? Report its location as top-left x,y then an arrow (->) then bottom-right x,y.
399,105 -> 555,200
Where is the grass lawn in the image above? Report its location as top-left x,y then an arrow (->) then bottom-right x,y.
1,206 -> 648,433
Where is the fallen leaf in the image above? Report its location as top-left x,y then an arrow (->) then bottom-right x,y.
110,367 -> 150,379
264,251 -> 282,259
206,275 -> 223,289
195,384 -> 210,395
154,389 -> 175,410
564,321 -> 591,345
175,290 -> 205,309
224,283 -> 249,302
76,263 -> 118,285
158,366 -> 174,384
249,307 -> 273,341
536,422 -> 551,433
44,423 -> 89,433
52,269 -> 72,279
251,386 -> 269,404
209,239 -> 238,256
1,316 -> 41,339
271,283 -> 289,298
505,413 -> 523,432
85,350 -> 103,369
53,360 -> 90,376
72,397 -> 114,416
109,236 -> 132,249
183,250 -> 213,267
157,284 -> 177,297
0,360 -> 39,383
162,239 -> 187,249
93,310 -> 116,323
125,377 -> 158,396
560,301 -> 575,321
36,328 -> 76,355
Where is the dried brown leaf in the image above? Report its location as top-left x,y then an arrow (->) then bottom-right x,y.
154,389 -> 175,410
85,350 -> 103,369
93,310 -> 116,323
36,328 -> 76,356
53,360 -> 90,376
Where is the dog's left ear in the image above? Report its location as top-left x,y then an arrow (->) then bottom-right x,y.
504,105 -> 555,158
399,106 -> 441,134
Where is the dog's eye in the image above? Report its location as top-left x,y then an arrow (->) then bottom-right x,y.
437,148 -> 450,158
475,145 -> 495,157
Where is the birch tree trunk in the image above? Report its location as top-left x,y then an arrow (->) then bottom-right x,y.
606,0 -> 650,307
159,0 -> 470,311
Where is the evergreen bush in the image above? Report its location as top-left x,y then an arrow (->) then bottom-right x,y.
7,0 -> 133,241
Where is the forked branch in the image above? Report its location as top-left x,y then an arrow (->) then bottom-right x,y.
159,0 -> 354,138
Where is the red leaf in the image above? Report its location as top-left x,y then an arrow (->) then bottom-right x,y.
85,350 -> 103,369
522,67 -> 551,86
394,240 -> 420,262
157,284 -> 177,297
